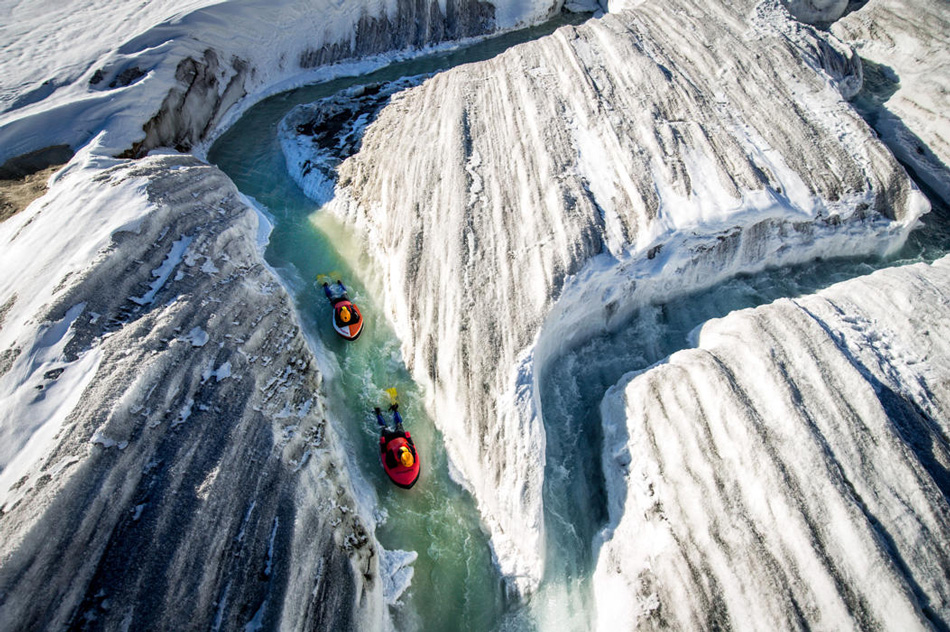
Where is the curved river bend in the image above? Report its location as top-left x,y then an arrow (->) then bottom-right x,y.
209,14 -> 950,631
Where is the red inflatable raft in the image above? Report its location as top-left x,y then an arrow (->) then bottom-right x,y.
332,300 -> 363,341
380,432 -> 420,489
319,277 -> 363,341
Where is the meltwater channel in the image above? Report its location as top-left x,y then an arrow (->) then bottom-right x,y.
208,15 -> 591,632
208,12 -> 950,631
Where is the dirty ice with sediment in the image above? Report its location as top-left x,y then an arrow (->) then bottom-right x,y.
1,0 -> 950,630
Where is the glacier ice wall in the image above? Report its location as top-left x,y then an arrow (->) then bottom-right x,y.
596,255 -> 950,629
832,0 -> 950,204
0,151 -> 385,630
322,0 -> 928,596
0,0 -> 580,165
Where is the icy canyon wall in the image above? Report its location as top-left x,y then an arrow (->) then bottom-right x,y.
832,0 -> 950,204
0,0 -> 591,166
0,0 -> 606,628
0,152 -> 384,630
596,255 -> 950,630
320,0 -> 928,596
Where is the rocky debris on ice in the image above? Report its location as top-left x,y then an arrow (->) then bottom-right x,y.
832,0 -> 950,204
0,151 -> 386,630
596,255 -> 950,630
312,0 -> 928,596
280,78 -> 427,205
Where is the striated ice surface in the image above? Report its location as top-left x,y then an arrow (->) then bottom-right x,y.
0,151 -> 387,630
596,255 -> 950,629
832,0 -> 950,204
312,0 -> 929,596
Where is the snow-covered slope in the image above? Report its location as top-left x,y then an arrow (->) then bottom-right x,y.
596,255 -> 950,629
0,150 -> 386,630
832,0 -> 950,204
0,0 -> 586,166
310,0 -> 928,596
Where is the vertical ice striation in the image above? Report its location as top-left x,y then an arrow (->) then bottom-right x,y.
0,152 -> 386,630
318,0 -> 928,597
596,256 -> 950,629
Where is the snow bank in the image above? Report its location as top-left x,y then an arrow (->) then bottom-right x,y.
0,305 -> 101,510
596,255 -> 950,629
0,0 -> 577,166
319,0 -> 927,597
0,141 -> 149,506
